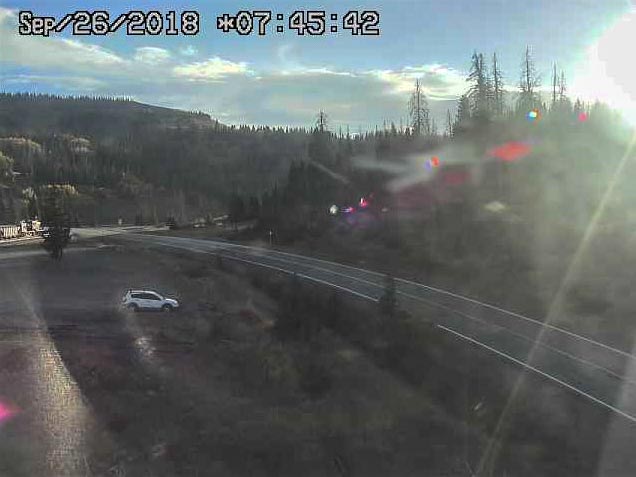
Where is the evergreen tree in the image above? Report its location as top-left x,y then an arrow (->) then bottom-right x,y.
518,46 -> 541,114
408,79 -> 431,136
491,52 -> 505,116
379,274 -> 397,318
559,70 -> 567,102
454,94 -> 472,135
431,118 -> 439,137
41,189 -> 71,260
0,151 -> 14,184
551,63 -> 558,109
228,193 -> 245,229
247,196 -> 260,219
573,98 -> 585,117
316,110 -> 328,133
468,52 -> 490,119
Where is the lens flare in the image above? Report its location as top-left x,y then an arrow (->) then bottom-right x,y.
526,109 -> 541,122
0,401 -> 16,423
424,156 -> 440,169
487,141 -> 533,162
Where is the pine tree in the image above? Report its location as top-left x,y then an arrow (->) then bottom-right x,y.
468,52 -> 489,119
518,46 -> 541,114
408,79 -> 431,136
379,274 -> 397,318
316,110 -> 328,133
454,94 -> 471,134
228,193 -> 245,230
559,70 -> 567,102
551,63 -> 558,108
573,98 -> 584,116
492,52 -> 505,116
41,190 -> 70,260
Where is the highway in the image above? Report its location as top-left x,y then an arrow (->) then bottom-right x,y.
79,228 -> 636,426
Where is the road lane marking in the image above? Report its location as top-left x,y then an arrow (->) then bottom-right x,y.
397,289 -> 634,384
437,324 -> 636,424
132,235 -> 633,382
163,239 -> 632,383
152,234 -> 635,360
212,253 -> 379,302
399,277 -> 636,360
126,237 -> 379,303
120,234 -> 636,408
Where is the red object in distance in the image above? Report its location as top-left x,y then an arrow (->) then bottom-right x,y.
487,141 -> 532,162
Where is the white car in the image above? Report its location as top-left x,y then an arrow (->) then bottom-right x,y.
122,290 -> 179,312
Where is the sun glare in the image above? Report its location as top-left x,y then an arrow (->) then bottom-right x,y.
571,10 -> 636,126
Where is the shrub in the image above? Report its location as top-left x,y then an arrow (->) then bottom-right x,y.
297,343 -> 334,398
378,275 -> 397,318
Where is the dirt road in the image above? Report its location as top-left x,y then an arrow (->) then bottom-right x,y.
0,245 -> 233,476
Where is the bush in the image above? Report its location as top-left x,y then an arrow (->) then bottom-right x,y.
297,343 -> 334,398
259,343 -> 299,390
182,263 -> 209,279
378,275 -> 397,318
166,217 -> 178,229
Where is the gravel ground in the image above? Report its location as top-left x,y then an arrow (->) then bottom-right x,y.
0,243 -> 472,476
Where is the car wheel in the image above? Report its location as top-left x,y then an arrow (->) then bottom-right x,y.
162,304 -> 173,313
128,303 -> 139,312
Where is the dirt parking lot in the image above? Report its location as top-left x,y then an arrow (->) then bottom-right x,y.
1,243 -> 475,477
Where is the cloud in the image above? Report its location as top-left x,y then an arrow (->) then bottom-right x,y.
1,74 -> 106,91
0,6 -> 464,129
134,47 -> 171,64
0,8 -> 124,72
369,64 -> 466,99
277,67 -> 354,77
173,57 -> 251,81
156,67 -> 459,129
179,45 -> 198,57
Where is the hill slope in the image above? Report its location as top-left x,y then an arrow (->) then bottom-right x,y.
0,94 -> 310,224
0,93 -> 214,137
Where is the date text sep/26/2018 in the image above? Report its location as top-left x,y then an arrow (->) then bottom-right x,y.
17,10 -> 379,37
18,10 -> 200,36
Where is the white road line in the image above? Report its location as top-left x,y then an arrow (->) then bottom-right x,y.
400,276 -> 636,360
138,235 -> 634,368
155,235 -> 633,360
124,234 -> 636,402
131,236 -> 379,302
398,289 -> 633,384
265,245 -> 636,359
211,252 -> 379,302
156,237 -> 631,381
437,324 -> 636,424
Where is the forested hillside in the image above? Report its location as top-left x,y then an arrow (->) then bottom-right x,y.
232,49 -> 636,349
0,93 -> 313,223
2,46 -> 636,350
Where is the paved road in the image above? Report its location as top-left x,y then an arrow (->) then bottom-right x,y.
81,229 -> 636,427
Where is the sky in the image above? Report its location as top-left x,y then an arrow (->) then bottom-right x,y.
0,0 -> 634,129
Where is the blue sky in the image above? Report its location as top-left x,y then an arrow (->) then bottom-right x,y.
0,0 -> 633,128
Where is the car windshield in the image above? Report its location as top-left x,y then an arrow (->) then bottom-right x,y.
1,1 -> 636,476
